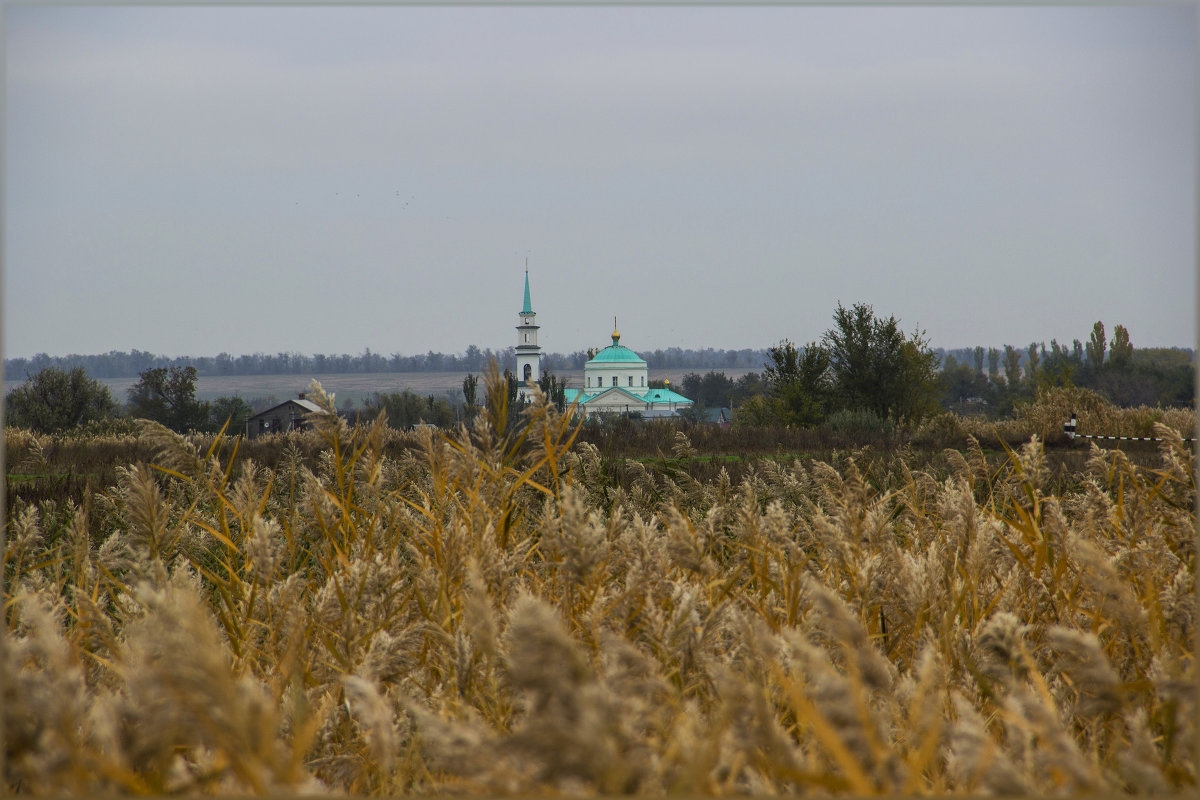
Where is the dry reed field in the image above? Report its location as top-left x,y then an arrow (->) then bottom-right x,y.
3,372 -> 1196,795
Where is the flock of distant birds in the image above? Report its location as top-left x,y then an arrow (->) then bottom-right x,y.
293,191 -> 415,209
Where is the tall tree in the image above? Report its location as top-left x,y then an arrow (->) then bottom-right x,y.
464,345 -> 484,371
5,367 -> 117,433
502,368 -> 527,423
1085,321 -> 1107,369
1025,343 -> 1041,384
537,370 -> 567,412
681,370 -> 736,409
1110,325 -> 1133,369
733,372 -> 767,405
987,347 -> 1000,380
938,359 -> 984,406
824,304 -> 883,414
127,366 -> 209,432
822,303 -> 939,422
1038,339 -> 1076,388
462,373 -> 479,410
764,339 -> 832,427
889,337 -> 941,421
209,396 -> 254,434
763,339 -> 802,389
1002,345 -> 1023,389
972,346 -> 985,375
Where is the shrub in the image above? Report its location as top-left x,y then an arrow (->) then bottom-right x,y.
5,367 -> 117,433
821,408 -> 896,439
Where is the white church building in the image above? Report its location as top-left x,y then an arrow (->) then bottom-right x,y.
515,273 -> 693,418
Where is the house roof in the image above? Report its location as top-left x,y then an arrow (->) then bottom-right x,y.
294,399 -> 325,414
248,398 -> 327,420
642,388 -> 693,404
563,386 -> 692,407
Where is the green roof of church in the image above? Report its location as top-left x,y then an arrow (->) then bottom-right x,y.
587,327 -> 646,365
588,344 -> 646,364
521,271 -> 533,314
563,386 -> 693,406
642,388 -> 693,404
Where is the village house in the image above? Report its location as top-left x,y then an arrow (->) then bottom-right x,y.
245,394 -> 329,438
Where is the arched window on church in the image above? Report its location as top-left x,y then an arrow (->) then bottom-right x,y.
523,364 -> 532,382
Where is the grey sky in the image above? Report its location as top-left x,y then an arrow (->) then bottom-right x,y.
4,4 -> 1196,361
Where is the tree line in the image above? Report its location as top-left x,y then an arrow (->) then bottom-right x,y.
4,363 -> 569,436
7,308 -> 1192,436
673,315 -> 1194,428
5,366 -> 258,435
936,321 -> 1193,414
4,345 -> 771,382
700,303 -> 942,429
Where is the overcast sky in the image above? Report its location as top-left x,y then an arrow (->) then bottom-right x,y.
4,4 -> 1196,361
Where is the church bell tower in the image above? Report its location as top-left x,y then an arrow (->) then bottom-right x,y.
515,269 -> 541,398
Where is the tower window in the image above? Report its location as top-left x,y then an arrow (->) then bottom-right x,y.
628,376 -> 633,386
641,376 -> 645,386
524,364 -> 532,382
612,376 -> 617,387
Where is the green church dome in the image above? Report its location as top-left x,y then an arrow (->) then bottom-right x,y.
587,319 -> 647,365
588,344 -> 647,365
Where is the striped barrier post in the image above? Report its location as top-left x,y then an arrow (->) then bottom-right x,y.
1062,412 -> 1197,443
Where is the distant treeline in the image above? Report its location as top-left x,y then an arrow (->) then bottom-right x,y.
7,343 -> 1193,386
935,332 -> 1195,412
4,345 -> 773,382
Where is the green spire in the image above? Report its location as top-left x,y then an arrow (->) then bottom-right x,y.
522,269 -> 533,315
